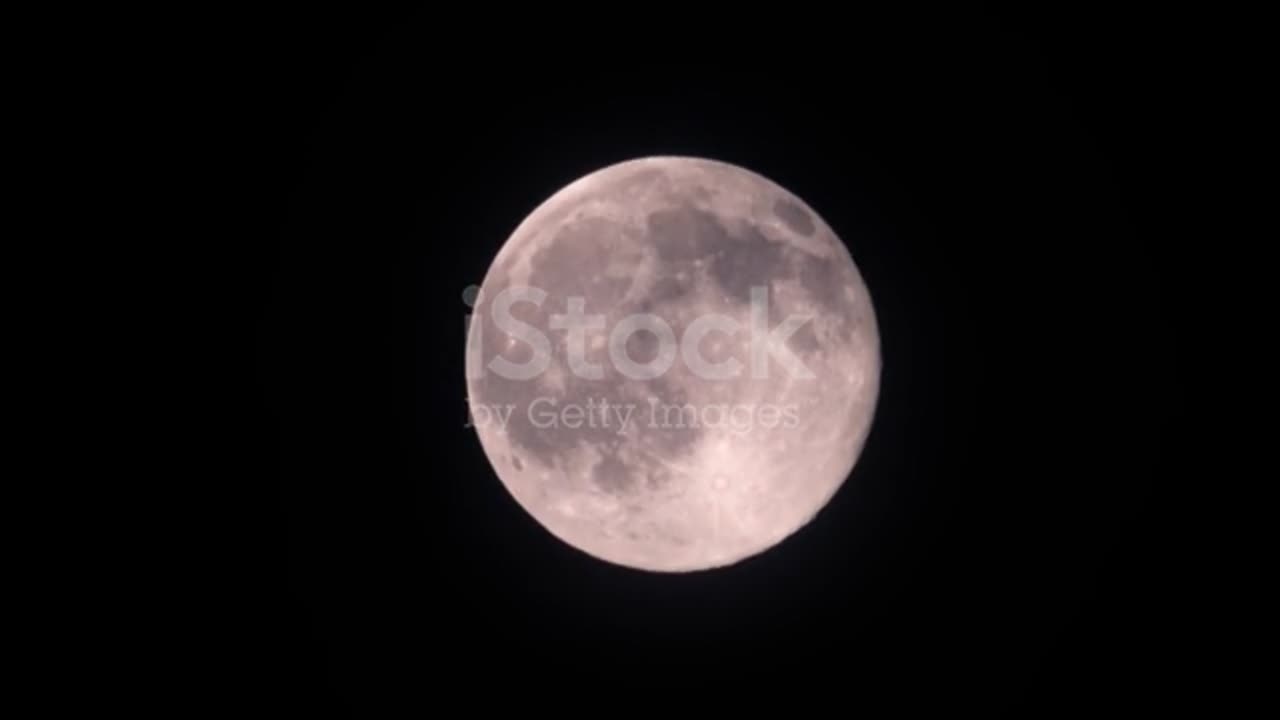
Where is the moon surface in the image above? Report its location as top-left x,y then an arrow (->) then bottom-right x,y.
465,156 -> 880,572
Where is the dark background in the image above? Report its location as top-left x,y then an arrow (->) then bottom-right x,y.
224,7 -> 1183,714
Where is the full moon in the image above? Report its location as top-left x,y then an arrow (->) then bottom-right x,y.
465,156 -> 880,572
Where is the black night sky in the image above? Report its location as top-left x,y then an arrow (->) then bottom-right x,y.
220,8 -> 1184,714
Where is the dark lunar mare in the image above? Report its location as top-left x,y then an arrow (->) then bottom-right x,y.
772,198 -> 816,236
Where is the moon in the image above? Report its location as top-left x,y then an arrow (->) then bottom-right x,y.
465,156 -> 880,572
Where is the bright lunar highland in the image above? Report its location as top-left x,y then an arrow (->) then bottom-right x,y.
465,156 -> 880,572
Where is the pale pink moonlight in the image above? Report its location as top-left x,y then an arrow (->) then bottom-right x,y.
466,156 -> 880,572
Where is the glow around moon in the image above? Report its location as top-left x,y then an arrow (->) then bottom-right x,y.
465,156 -> 880,572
